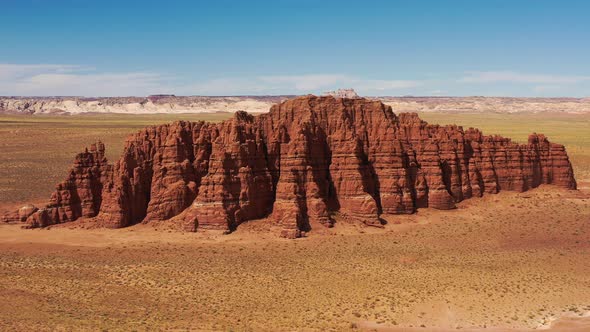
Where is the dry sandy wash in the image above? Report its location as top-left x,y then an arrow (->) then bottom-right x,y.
0,183 -> 588,331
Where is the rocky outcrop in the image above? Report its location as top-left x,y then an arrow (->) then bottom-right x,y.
0,204 -> 37,223
25,142 -> 111,228
23,96 -> 577,236
323,88 -> 360,99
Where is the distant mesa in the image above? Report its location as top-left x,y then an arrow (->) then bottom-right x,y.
323,88 -> 360,99
4,95 -> 577,238
0,95 -> 288,115
2,94 -> 590,115
147,94 -> 176,102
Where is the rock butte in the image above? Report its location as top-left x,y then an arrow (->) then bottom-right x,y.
18,96 -> 576,238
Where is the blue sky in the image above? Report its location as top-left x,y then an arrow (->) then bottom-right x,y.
1,0 -> 589,97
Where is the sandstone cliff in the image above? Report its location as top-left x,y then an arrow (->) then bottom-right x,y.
22,96 -> 577,237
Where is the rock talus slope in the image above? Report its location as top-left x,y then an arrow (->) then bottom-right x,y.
23,96 -> 577,237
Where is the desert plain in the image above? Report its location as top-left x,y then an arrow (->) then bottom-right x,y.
0,110 -> 589,331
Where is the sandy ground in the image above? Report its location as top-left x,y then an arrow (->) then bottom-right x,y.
0,183 -> 589,331
1,113 -> 589,331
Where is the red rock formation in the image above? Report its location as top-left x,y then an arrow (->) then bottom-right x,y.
25,142 -> 111,228
24,96 -> 578,237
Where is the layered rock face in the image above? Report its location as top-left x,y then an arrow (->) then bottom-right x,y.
26,142 -> 111,228
23,96 -> 577,237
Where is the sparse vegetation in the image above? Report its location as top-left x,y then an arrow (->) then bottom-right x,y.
0,112 -> 588,331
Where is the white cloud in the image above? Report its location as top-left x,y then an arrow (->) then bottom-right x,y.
0,64 -> 422,96
182,78 -> 280,95
180,74 -> 422,95
0,64 -> 84,81
459,71 -> 590,84
258,74 -> 421,92
356,79 -> 422,91
3,64 -> 588,97
532,85 -> 563,92
0,64 -> 168,96
14,72 -> 167,96
258,74 -> 351,90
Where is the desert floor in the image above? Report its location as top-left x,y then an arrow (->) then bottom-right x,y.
0,112 -> 589,331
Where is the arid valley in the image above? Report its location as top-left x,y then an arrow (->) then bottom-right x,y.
2,1 -> 590,331
1,96 -> 589,331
